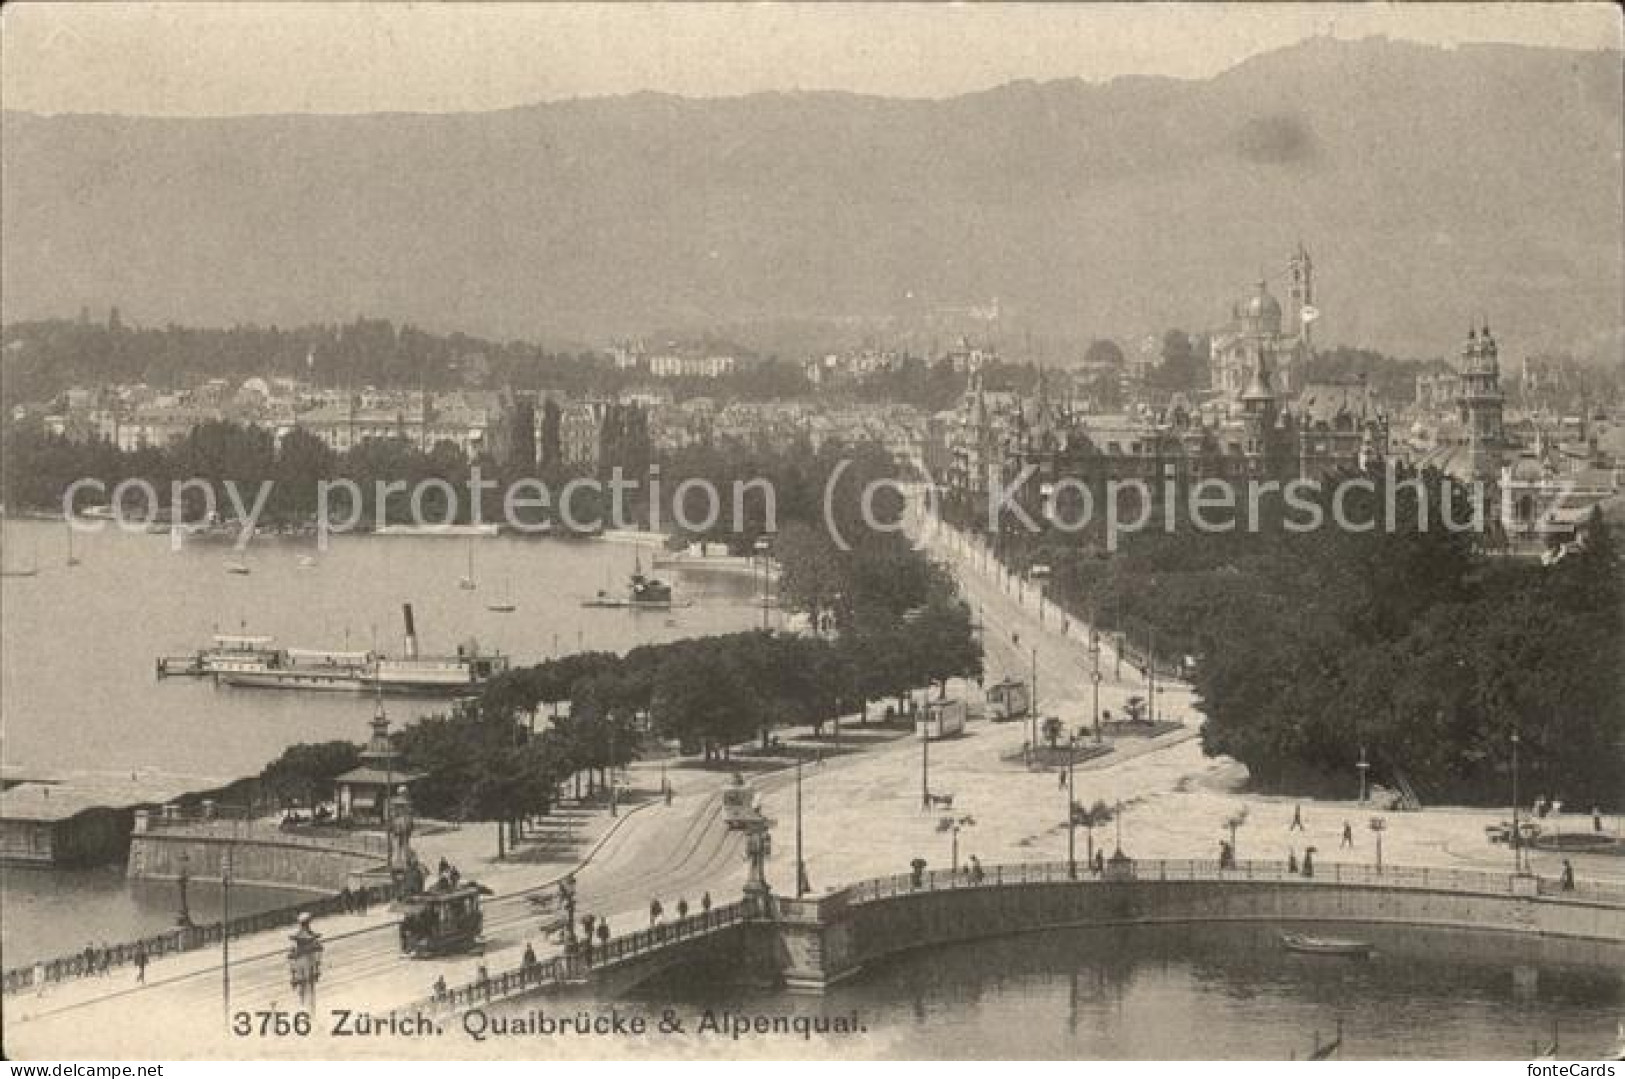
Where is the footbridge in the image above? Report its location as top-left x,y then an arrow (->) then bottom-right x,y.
410,858 -> 1625,1013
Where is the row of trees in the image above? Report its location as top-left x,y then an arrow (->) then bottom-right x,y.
976,465 -> 1621,807
252,434 -> 983,854
5,410 -> 661,525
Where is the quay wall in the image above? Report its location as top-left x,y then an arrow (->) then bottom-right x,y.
127,811 -> 388,892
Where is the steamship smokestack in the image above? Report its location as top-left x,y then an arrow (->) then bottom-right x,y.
402,603 -> 419,660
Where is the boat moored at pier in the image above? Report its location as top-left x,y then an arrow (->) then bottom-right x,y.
159,605 -> 509,695
155,633 -> 281,679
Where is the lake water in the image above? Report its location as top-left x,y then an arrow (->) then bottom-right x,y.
629,922 -> 1625,1059
0,517 -> 760,963
0,518 -> 760,777
0,864 -> 313,966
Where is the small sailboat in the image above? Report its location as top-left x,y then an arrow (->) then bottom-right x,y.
225,561 -> 252,575
486,573 -> 517,613
2,536 -> 40,578
459,541 -> 478,590
1306,1020 -> 1343,1060
1533,1019 -> 1561,1061
298,555 -> 317,568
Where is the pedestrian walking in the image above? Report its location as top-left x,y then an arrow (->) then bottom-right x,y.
1301,847 -> 1316,878
1594,806 -> 1604,833
1287,849 -> 1298,874
1341,821 -> 1354,849
649,898 -> 663,925
597,921 -> 610,945
522,942 -> 538,972
1092,849 -> 1105,875
133,943 -> 148,985
1290,805 -> 1305,832
1560,859 -> 1576,892
433,974 -> 447,1001
1058,769 -> 1068,790
677,898 -> 689,920
33,959 -> 47,997
700,892 -> 712,914
970,855 -> 985,884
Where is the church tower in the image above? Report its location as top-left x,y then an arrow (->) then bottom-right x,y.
1241,344 -> 1278,471
1288,242 -> 1314,348
1458,322 -> 1504,483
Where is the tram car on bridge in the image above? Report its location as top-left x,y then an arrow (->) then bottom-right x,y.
398,882 -> 488,957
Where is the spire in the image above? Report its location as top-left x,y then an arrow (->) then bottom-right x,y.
1242,347 -> 1274,403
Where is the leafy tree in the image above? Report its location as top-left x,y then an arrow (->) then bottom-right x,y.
259,740 -> 361,809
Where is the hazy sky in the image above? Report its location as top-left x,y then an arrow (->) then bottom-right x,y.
3,2 -> 1621,116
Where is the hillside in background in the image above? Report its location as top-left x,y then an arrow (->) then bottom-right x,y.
3,36 -> 1620,364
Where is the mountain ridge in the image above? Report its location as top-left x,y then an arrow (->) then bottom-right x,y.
3,36 -> 1620,362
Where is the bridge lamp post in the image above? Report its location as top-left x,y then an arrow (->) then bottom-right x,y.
795,757 -> 810,898
1368,817 -> 1387,874
1356,745 -> 1370,805
286,912 -> 324,1011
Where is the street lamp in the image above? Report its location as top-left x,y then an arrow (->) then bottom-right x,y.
286,912 -> 324,1010
1511,731 -> 1524,873
1368,817 -> 1387,874
755,535 -> 774,631
939,814 -> 975,872
1029,646 -> 1040,752
1146,624 -> 1157,725
920,714 -> 931,809
1066,737 -> 1079,878
1224,806 -> 1249,863
174,850 -> 194,929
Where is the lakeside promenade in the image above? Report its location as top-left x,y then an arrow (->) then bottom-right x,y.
7,505 -> 1622,1057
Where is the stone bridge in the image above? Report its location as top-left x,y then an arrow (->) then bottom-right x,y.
413,858 -> 1625,1013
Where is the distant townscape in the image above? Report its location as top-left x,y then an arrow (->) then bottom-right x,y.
5,247 -> 1621,551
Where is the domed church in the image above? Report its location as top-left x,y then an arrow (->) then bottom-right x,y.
1209,244 -> 1316,406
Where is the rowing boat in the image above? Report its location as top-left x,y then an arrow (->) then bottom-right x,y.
1281,932 -> 1374,957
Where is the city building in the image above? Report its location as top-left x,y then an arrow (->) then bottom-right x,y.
1209,244 -> 1316,404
